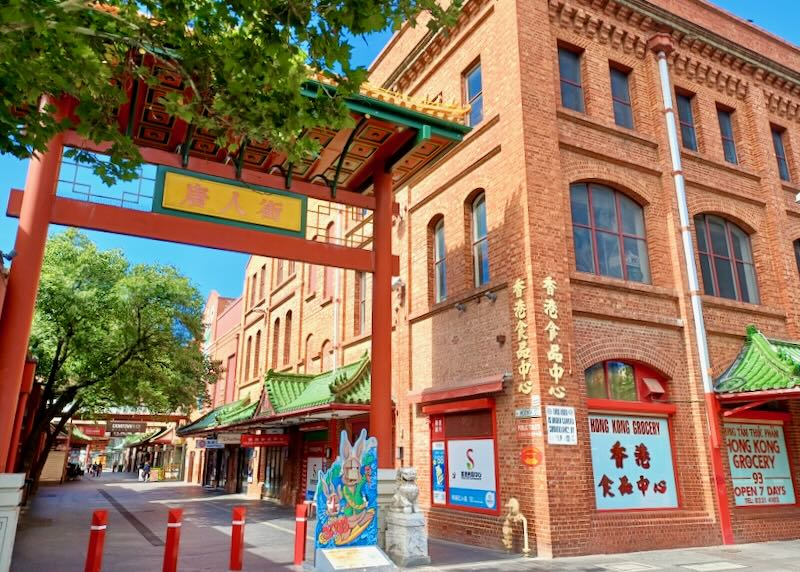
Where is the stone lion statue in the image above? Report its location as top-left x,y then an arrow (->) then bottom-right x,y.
391,467 -> 420,513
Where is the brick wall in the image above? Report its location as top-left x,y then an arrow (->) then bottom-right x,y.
200,0 -> 800,558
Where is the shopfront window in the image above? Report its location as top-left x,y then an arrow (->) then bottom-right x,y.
586,360 -> 677,510
724,419 -> 796,506
430,407 -> 498,514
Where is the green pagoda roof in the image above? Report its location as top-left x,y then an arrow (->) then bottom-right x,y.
177,398 -> 256,436
714,325 -> 800,394
263,352 -> 371,415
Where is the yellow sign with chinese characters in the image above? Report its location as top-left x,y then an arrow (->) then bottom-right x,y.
154,169 -> 306,236
542,276 -> 567,400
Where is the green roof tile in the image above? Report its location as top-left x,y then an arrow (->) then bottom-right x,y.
263,352 -> 371,415
177,397 -> 255,436
714,325 -> 800,394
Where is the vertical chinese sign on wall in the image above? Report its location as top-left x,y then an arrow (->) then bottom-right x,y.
588,414 -> 678,510
541,276 -> 566,399
725,422 -> 796,506
513,279 -> 533,394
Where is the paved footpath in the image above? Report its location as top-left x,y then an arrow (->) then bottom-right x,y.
11,472 -> 800,571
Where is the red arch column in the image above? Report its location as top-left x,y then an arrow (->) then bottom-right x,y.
371,166 -> 393,469
0,105 -> 64,470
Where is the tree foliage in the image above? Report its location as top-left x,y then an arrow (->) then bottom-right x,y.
21,229 -> 216,487
0,0 -> 461,182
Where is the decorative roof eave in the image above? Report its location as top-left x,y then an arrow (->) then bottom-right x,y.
176,398 -> 254,436
219,403 -> 372,431
714,325 -> 800,396
330,351 -> 370,397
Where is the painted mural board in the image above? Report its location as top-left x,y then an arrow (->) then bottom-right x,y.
724,422 -> 796,506
588,414 -> 678,510
315,430 -> 378,548
446,439 -> 497,511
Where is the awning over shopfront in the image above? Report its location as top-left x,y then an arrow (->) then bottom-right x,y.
124,429 -> 162,449
226,353 -> 373,430
68,425 -> 93,446
715,325 -> 800,406
176,398 -> 258,437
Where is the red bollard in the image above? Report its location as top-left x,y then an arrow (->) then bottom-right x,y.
229,506 -> 246,571
162,508 -> 183,572
84,510 -> 108,572
293,503 -> 309,566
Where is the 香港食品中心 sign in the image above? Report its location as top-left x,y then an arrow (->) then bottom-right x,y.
588,413 -> 678,510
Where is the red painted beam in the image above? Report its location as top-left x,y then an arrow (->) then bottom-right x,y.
7,190 -> 399,273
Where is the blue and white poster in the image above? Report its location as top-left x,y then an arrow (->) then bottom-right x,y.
725,422 -> 796,506
447,439 -> 497,511
315,430 -> 378,548
432,442 -> 446,505
588,414 -> 678,510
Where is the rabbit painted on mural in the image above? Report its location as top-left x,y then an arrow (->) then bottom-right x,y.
340,435 -> 372,528
320,477 -> 342,518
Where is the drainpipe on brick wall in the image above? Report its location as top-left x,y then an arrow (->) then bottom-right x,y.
332,208 -> 343,374
649,33 -> 734,545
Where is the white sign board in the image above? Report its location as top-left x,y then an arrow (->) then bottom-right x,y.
515,397 -> 542,419
725,422 -> 796,506
306,457 -> 323,500
217,432 -> 241,445
588,414 -> 678,510
546,405 -> 577,445
446,439 -> 497,511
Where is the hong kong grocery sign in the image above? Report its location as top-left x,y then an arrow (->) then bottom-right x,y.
588,413 -> 678,510
725,422 -> 795,506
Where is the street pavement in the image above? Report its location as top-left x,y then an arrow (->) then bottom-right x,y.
11,472 -> 800,571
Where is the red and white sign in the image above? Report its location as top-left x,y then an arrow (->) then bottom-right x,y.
241,433 -> 289,448
78,425 -> 107,437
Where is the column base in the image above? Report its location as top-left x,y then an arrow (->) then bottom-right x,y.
0,473 -> 25,572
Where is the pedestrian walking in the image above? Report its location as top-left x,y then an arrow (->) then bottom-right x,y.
138,461 -> 145,482
143,461 -> 151,482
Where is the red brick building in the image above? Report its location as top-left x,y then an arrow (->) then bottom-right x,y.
184,0 -> 800,557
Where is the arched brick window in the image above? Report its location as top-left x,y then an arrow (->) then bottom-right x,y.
794,239 -> 800,275
694,214 -> 759,304
244,336 -> 252,381
321,339 -> 332,372
471,193 -> 490,287
283,311 -> 292,366
254,330 -> 261,376
304,333 -> 314,373
584,360 -> 667,403
570,183 -> 650,283
430,217 -> 447,303
272,318 -> 280,369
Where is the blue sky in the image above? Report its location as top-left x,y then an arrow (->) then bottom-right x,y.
0,3 -> 796,300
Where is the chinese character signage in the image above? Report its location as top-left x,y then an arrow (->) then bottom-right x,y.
432,442 -> 446,505
724,422 -> 795,506
542,276 -> 566,399
240,433 -> 290,448
315,430 -> 378,548
589,414 -> 678,510
546,405 -> 577,445
512,278 -> 533,394
154,167 -> 306,236
447,439 -> 497,510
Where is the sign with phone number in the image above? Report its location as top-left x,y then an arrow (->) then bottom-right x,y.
725,422 -> 796,506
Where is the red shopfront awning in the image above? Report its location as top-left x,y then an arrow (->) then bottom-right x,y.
407,374 -> 507,405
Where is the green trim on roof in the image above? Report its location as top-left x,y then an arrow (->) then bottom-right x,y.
715,325 -> 800,394
264,352 -> 371,414
177,398 -> 255,436
124,429 -> 162,448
